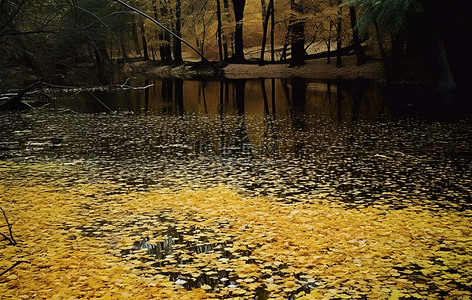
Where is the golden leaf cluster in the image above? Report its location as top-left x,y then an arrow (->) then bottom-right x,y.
1,161 -> 471,299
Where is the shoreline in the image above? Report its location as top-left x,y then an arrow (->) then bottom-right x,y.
131,54 -> 384,81
223,55 -> 383,80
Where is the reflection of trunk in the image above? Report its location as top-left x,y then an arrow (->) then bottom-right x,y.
351,79 -> 368,123
219,81 -> 225,116
336,81 -> 343,126
235,79 -> 245,115
219,81 -> 225,156
144,79 -> 150,112
290,0 -> 305,66
291,77 -> 306,128
326,80 -> 332,106
231,0 -> 246,62
162,78 -> 173,114
261,79 -> 269,114
349,6 -> 367,65
261,79 -> 278,158
174,78 -> 184,115
291,77 -> 306,157
202,82 -> 208,114
281,78 -> 290,105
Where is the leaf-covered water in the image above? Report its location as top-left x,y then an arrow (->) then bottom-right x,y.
1,78 -> 471,298
1,108 -> 471,210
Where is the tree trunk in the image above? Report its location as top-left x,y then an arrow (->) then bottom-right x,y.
373,16 -> 388,72
280,29 -> 289,62
349,6 -> 367,65
139,20 -> 149,61
260,0 -> 267,63
231,0 -> 246,62
155,0 -> 172,62
336,0 -> 343,68
391,33 -> 404,75
161,9 -> 172,62
173,0 -> 183,62
121,41 -> 129,61
290,0 -> 305,66
270,0 -> 275,62
419,0 -> 457,90
435,36 -> 456,91
94,47 -> 111,85
153,0 -> 164,60
223,0 -> 233,59
260,0 -> 273,63
326,21 -> 333,64
131,16 -> 141,55
216,0 -> 224,61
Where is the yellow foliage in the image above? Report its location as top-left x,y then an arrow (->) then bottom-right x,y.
1,161 -> 472,299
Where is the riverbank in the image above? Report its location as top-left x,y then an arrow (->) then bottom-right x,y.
129,54 -> 384,80
224,55 -> 383,79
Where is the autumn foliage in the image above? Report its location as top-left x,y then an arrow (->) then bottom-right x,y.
1,161 -> 471,298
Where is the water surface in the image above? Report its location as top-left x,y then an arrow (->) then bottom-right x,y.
1,77 -> 471,210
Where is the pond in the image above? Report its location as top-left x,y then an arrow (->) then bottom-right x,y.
1,77 -> 471,299
2,78 -> 471,209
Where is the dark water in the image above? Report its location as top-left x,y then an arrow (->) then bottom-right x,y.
1,77 -> 471,210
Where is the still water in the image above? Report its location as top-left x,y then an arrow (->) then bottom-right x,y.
1,78 -> 471,209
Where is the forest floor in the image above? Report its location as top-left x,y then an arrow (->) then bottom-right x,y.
130,54 -> 384,80
223,55 -> 383,79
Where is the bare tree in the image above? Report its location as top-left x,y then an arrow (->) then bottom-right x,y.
231,0 -> 246,62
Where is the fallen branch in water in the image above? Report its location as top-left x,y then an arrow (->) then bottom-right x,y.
0,261 -> 30,277
43,80 -> 154,92
0,82 -> 41,111
119,77 -> 154,90
0,207 -> 30,278
0,207 -> 16,246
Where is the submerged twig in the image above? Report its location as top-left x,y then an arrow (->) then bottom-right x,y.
0,261 -> 30,277
0,207 -> 16,246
